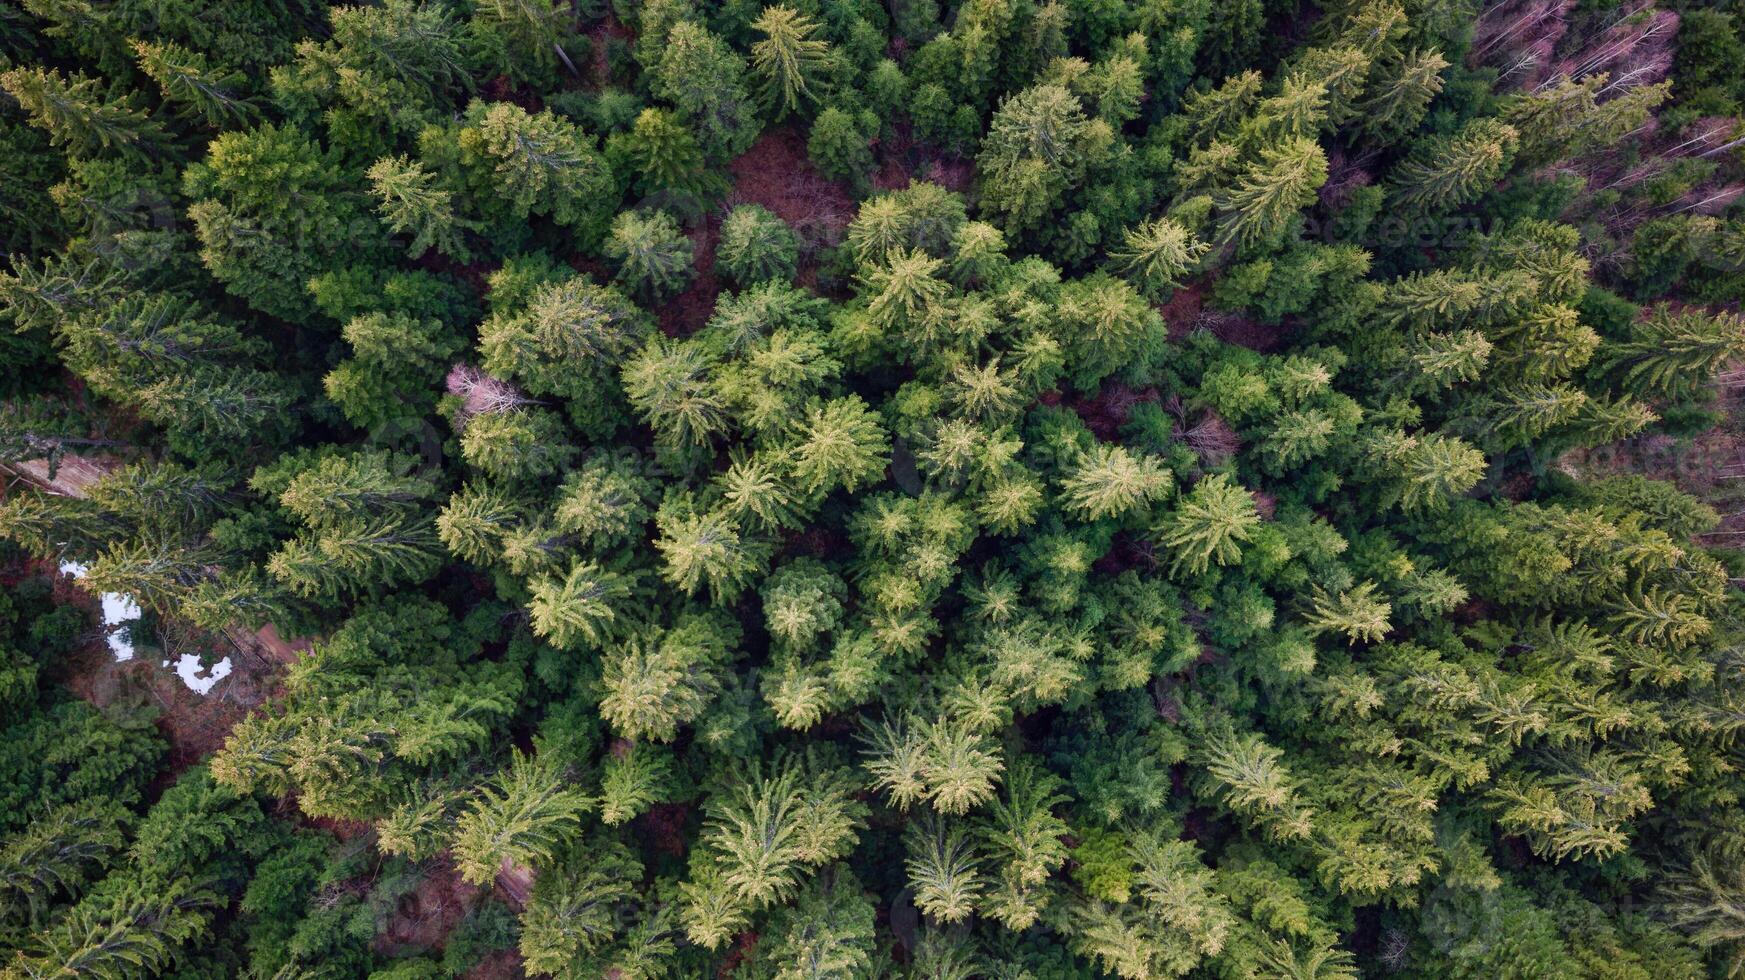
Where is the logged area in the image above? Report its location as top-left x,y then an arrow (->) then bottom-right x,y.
6,0 -> 1745,977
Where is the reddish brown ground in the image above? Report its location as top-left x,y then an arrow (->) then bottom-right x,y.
659,220 -> 722,337
1562,377 -> 1745,546
291,809 -> 375,843
585,16 -> 635,88
718,931 -> 759,977
872,122 -> 974,194
653,127 -> 860,337
1068,382 -> 1162,440
5,457 -> 312,776
373,855 -> 484,957
413,251 -> 499,297
465,951 -> 528,980
1159,279 -> 1211,342
639,801 -> 691,857
1207,313 -> 1295,353
481,75 -> 542,112
727,126 -> 856,248
50,574 -> 283,777
1158,276 -> 1294,351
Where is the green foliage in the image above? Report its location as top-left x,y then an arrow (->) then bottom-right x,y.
1,3 -> 1744,977
452,751 -> 593,886
718,204 -> 800,285
605,209 -> 697,300
750,5 -> 832,119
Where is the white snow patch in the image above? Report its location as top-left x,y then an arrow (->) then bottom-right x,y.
58,561 -> 232,693
168,653 -> 232,695
58,560 -> 139,661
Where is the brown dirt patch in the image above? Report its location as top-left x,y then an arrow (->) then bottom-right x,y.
373,854 -> 484,957
51,572 -> 286,776
464,950 -> 527,980
872,122 -> 975,195
639,801 -> 691,857
1561,377 -> 1745,547
481,75 -> 542,112
727,127 -> 855,250
1159,279 -> 1210,342
1068,382 -> 1162,440
584,16 -> 635,89
658,219 -> 722,337
1206,314 -> 1295,353
413,251 -> 499,297
1158,277 -> 1296,352
652,127 -> 859,337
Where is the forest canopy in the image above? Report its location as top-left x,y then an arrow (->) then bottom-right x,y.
5,0 -> 1745,977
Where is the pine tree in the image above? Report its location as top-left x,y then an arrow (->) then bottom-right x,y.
459,405 -> 576,481
1365,429 -> 1487,511
807,107 -> 875,194
367,155 -> 473,260
718,204 -> 800,286
653,497 -> 764,604
266,452 -> 444,600
457,101 -> 614,230
1110,216 -> 1210,298
552,453 -> 655,547
1183,71 -> 1263,145
901,814 -> 985,928
1253,74 -> 1329,140
977,759 -> 1069,929
275,0 -> 473,147
133,366 -> 297,450
1154,473 -> 1260,575
750,5 -> 832,119
529,562 -> 635,651
861,247 -> 951,337
863,714 -> 1004,815
1065,831 -> 1235,979
1213,136 -> 1328,248
451,751 -> 592,887
1359,48 -> 1448,138
599,617 -> 732,742
1607,305 -> 1745,399
754,872 -> 876,978
518,841 -> 643,974
690,760 -> 864,918
473,0 -> 574,83
789,396 -> 890,495
0,66 -> 161,158
186,123 -> 381,320
622,339 -> 727,450
608,107 -> 725,202
12,879 -> 224,980
0,801 -> 127,924
605,209 -> 696,300
977,84 -> 1109,232
131,40 -> 255,128
599,742 -> 672,825
1058,444 -> 1174,521
650,22 -> 761,160
1662,853 -> 1745,974
1388,118 -> 1517,213
1305,581 -> 1392,645
1196,726 -> 1313,840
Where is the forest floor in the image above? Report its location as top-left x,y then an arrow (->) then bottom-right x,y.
1159,275 -> 1295,352
656,126 -> 860,336
1560,376 -> 1745,545
3,459 -> 304,776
